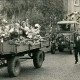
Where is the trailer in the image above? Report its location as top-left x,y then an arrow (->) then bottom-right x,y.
0,37 -> 50,77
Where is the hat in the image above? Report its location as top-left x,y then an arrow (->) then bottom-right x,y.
35,24 -> 41,28
73,11 -> 78,14
14,23 -> 20,29
22,21 -> 25,23
15,23 -> 19,26
21,21 -> 26,26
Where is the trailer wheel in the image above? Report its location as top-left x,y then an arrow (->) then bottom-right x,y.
33,50 -> 44,68
69,44 -> 73,54
7,57 -> 20,77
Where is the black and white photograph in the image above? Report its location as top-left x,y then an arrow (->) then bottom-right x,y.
0,0 -> 80,80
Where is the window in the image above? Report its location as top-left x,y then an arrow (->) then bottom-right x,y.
59,24 -> 70,31
74,0 -> 79,6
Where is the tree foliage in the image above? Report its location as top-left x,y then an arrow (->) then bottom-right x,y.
1,0 -> 65,28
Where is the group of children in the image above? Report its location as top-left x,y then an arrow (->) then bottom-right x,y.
0,19 -> 41,41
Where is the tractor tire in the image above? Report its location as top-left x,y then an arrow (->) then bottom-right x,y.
58,46 -> 64,52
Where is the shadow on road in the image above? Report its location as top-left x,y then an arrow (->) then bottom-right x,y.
0,64 -> 46,78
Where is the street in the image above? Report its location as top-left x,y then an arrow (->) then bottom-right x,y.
0,49 -> 80,80
0,0 -> 80,80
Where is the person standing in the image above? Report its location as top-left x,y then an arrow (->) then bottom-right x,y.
74,33 -> 80,64
32,24 -> 41,35
21,21 -> 29,38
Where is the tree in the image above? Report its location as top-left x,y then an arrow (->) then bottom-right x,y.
1,0 -> 65,33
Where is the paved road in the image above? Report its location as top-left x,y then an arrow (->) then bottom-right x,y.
0,50 -> 80,80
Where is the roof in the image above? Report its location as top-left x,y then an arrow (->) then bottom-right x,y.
57,21 -> 78,24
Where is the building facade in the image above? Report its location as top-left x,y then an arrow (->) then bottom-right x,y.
63,0 -> 80,15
